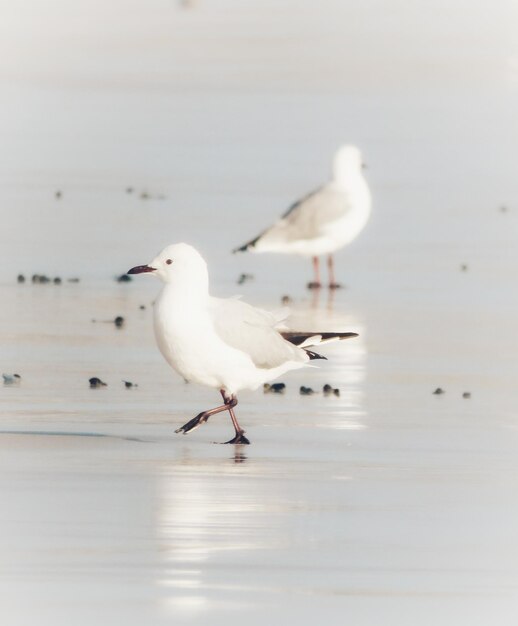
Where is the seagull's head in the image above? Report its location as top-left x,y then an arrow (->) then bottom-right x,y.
127,243 -> 209,288
332,145 -> 365,183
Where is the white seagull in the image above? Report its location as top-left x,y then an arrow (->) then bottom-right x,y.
234,144 -> 371,289
128,243 -> 358,444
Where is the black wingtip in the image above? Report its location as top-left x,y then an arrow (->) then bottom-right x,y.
305,350 -> 327,361
282,331 -> 359,345
232,235 -> 261,254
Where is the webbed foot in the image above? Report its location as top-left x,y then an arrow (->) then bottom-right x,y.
222,432 -> 251,445
175,411 -> 210,435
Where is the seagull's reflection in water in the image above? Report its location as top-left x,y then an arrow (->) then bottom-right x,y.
156,448 -> 261,615
286,290 -> 368,432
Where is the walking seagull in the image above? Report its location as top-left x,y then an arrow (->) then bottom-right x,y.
128,243 -> 358,444
234,145 -> 371,289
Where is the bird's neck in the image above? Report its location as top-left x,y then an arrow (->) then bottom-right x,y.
332,170 -> 365,190
158,277 -> 210,308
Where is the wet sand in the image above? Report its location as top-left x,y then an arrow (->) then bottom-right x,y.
1,259 -> 518,626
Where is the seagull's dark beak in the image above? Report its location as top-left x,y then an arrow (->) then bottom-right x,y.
127,265 -> 156,275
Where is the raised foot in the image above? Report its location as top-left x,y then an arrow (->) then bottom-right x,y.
222,432 -> 251,445
175,411 -> 209,435
307,281 -> 322,290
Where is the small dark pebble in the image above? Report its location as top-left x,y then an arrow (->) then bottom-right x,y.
117,274 -> 132,282
32,274 -> 51,284
433,387 -> 445,395
55,190 -> 62,199
460,264 -> 468,272
89,377 -> 107,388
140,191 -> 150,200
3,373 -> 21,384
123,381 -> 137,389
114,316 -> 125,328
323,384 -> 340,397
53,277 -> 62,284
139,305 -> 146,310
67,278 -> 80,283
300,386 -> 315,396
462,392 -> 471,399
263,382 -> 286,394
281,295 -> 292,305
126,187 -> 134,194
237,273 -> 254,285
17,274 -> 25,283
500,205 -> 508,213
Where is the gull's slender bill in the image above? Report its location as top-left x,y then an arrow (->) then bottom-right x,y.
128,243 -> 358,444
234,144 -> 371,289
127,265 -> 156,274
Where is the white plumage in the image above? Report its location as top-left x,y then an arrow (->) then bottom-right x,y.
235,145 -> 371,288
128,243 -> 357,444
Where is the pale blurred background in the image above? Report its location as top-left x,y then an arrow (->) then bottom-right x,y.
1,0 -> 518,284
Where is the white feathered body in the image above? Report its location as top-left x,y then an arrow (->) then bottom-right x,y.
252,179 -> 371,257
153,286 -> 309,395
238,145 -> 371,258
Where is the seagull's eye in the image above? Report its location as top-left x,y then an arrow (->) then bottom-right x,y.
166,259 -> 173,265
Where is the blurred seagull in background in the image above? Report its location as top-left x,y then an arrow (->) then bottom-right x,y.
128,243 -> 358,444
234,145 -> 371,289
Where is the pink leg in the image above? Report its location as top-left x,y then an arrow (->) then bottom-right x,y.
220,390 -> 250,444
307,256 -> 322,289
328,255 -> 342,289
176,389 -> 250,444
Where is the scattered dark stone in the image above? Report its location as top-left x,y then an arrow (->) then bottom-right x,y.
462,392 -> 471,399
31,274 -> 51,284
460,264 -> 468,272
433,387 -> 445,395
126,187 -> 134,194
237,273 -> 254,285
117,274 -> 132,282
140,191 -> 150,200
89,377 -> 107,388
300,386 -> 315,395
281,295 -> 292,305
17,274 -> 25,283
323,384 -> 340,397
53,277 -> 62,285
114,316 -> 124,328
500,205 -> 508,213
139,305 -> 146,310
55,190 -> 62,199
3,373 -> 21,385
263,382 -> 286,394
67,278 -> 80,283
123,381 -> 137,389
